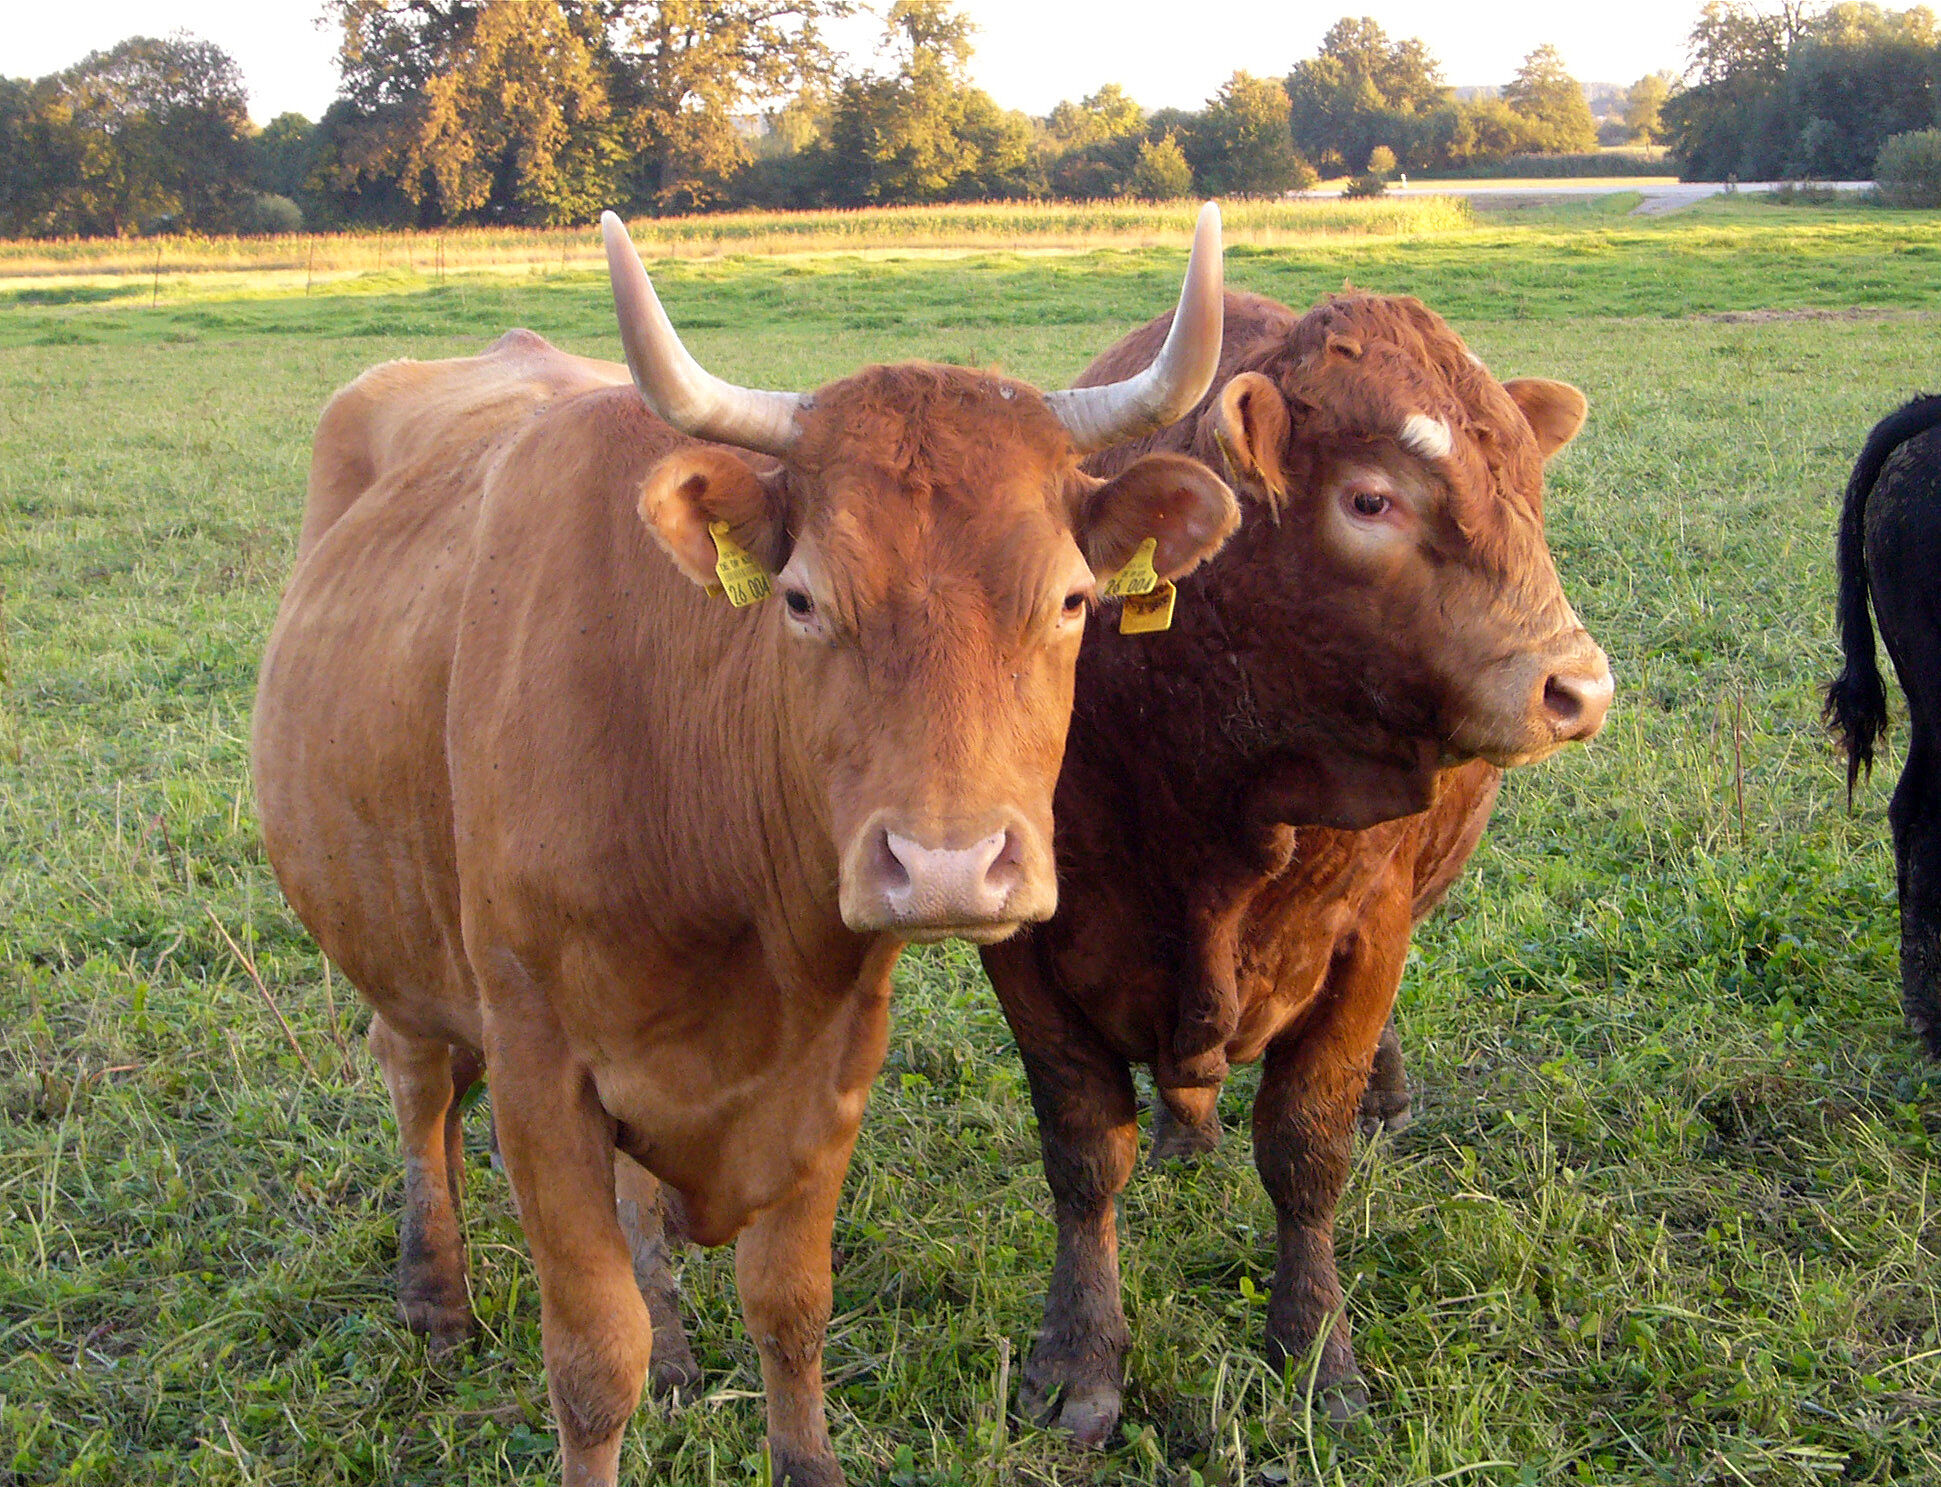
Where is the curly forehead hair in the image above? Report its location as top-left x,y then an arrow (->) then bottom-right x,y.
1270,293 -> 1546,512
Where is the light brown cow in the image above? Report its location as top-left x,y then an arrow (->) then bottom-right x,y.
982,290 -> 1613,1441
251,210 -> 1239,1487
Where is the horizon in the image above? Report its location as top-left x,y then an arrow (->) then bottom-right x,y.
11,1 -> 1694,130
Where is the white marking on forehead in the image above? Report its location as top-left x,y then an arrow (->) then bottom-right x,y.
1399,412 -> 1453,462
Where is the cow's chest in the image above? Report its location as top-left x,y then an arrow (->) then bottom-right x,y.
555,932 -> 896,1246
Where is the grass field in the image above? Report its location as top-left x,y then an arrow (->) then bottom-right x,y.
2,197 -> 1938,1486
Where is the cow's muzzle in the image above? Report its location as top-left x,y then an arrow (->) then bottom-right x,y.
1452,633 -> 1614,767
840,811 -> 1055,942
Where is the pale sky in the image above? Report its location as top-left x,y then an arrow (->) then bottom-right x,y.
8,1 -> 1698,125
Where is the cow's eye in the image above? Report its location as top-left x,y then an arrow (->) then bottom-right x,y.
1350,490 -> 1391,517
1062,590 -> 1088,615
784,588 -> 814,618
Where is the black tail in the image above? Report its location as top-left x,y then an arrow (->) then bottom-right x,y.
1826,394 -> 1941,803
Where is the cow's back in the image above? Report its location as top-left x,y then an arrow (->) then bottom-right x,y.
256,334 -> 622,1045
298,329 -> 627,556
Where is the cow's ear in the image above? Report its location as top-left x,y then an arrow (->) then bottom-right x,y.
1503,378 -> 1588,461
1206,370 -> 1291,503
1076,452 -> 1239,583
639,447 -> 788,588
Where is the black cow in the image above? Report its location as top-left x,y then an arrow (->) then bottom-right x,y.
1826,392 -> 1941,1059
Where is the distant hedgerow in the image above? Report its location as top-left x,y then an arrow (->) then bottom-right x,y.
1876,129 -> 1941,209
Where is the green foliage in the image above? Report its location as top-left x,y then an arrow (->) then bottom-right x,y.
1622,72 -> 1673,145
237,193 -> 304,235
0,34 -> 252,237
1044,86 -> 1148,199
1504,44 -> 1600,154
1129,134 -> 1194,201
1876,127 -> 1941,206
1366,144 -> 1398,178
3,202 -> 1939,1484
1191,72 -> 1315,197
1342,171 -> 1387,197
811,1 -> 1041,206
1666,1 -> 1941,181
1285,16 -> 1446,176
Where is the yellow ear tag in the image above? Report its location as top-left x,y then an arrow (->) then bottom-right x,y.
708,520 -> 772,607
1101,536 -> 1160,598
1119,579 -> 1176,634
1101,536 -> 1174,633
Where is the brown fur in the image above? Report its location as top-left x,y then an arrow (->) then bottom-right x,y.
982,291 -> 1610,1439
252,331 -> 1234,1486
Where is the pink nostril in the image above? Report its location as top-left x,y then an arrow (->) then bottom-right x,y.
870,829 -> 912,895
879,828 -> 1017,921
1543,675 -> 1584,725
1541,664 -> 1614,739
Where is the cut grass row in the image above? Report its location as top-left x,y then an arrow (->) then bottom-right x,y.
1,205 -> 1937,1484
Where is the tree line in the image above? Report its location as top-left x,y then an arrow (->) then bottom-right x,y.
1664,2 -> 1941,179
5,1 -> 1935,238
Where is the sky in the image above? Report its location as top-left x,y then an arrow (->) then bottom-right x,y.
9,1 -> 1700,125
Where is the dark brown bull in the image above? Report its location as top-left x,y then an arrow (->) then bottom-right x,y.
982,290 -> 1613,1440
251,211 -> 1239,1486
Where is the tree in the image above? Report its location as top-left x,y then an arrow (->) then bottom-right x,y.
814,0 -> 1040,204
1130,133 -> 1193,199
1046,84 -> 1143,150
326,0 -> 621,223
1193,72 -> 1314,196
604,0 -> 842,211
326,0 -> 837,219
1786,4 -> 1940,177
1285,16 -> 1446,174
1662,1 -> 1799,177
1043,84 -> 1147,198
1503,44 -> 1598,153
0,34 -> 254,236
1622,72 -> 1673,144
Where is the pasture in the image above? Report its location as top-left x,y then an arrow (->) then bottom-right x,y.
2,195 -> 1938,1485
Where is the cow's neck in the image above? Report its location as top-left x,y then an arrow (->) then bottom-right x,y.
616,595 -> 863,982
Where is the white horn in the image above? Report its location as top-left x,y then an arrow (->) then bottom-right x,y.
601,211 -> 807,456
1045,200 -> 1225,454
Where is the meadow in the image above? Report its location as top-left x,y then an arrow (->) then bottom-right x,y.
2,194 -> 1938,1485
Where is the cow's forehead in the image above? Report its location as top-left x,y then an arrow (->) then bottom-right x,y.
791,362 -> 1075,480
784,363 -> 1080,567
1279,295 -> 1545,509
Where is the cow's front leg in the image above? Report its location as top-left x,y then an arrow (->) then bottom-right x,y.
1012,1035 -> 1138,1447
491,1033 -> 652,1487
368,1015 -> 480,1350
735,1160 -> 849,1487
615,1153 -> 700,1395
1251,895 -> 1409,1420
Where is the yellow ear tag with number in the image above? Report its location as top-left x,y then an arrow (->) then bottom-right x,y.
1100,536 -> 1175,634
1119,580 -> 1176,634
1100,537 -> 1160,599
708,520 -> 772,607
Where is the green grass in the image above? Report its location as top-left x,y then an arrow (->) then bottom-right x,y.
2,200 -> 1937,1486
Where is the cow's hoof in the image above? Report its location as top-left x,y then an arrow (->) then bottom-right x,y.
1356,1086 -> 1410,1140
1318,1376 -> 1369,1423
1054,1381 -> 1122,1447
1149,1101 -> 1221,1165
772,1447 -> 844,1487
400,1292 -> 475,1353
648,1340 -> 701,1397
1019,1367 -> 1122,1448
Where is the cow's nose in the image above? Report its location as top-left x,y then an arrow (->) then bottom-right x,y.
871,826 -> 1021,924
1540,653 -> 1614,741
